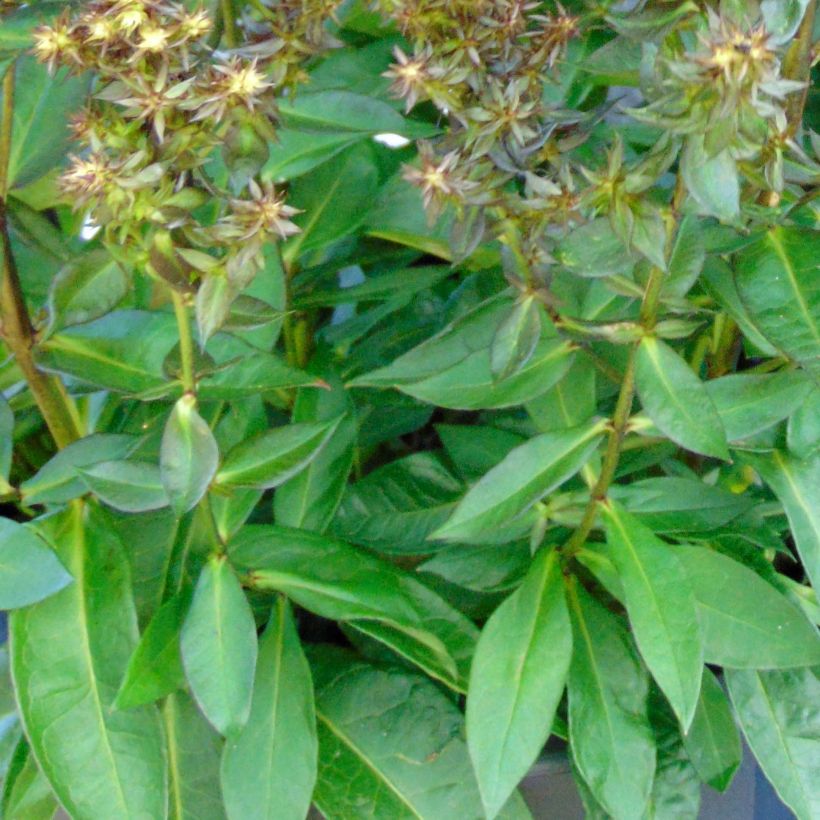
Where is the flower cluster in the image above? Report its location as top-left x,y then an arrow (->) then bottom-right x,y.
32,0 -> 335,340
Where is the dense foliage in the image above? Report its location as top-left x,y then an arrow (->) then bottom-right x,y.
0,0 -> 818,817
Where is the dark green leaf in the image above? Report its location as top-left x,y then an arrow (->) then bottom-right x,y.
9,505 -> 167,818
683,669 -> 742,792
0,394 -> 12,486
262,129 -> 358,182
467,550 -> 572,819
230,526 -> 478,692
681,135 -> 739,222
726,668 -> 820,820
160,396 -> 219,516
2,749 -> 58,820
432,420 -> 606,542
635,336 -> 730,460
180,555 -> 258,737
216,418 -> 339,490
788,385 -> 820,454
221,598 -> 317,820
555,217 -> 635,278
114,589 -> 190,710
566,581 -> 655,819
673,545 -> 820,669
602,502 -> 703,729
436,424 -> 525,481
0,518 -> 72,609
79,460 -> 169,513
309,647 -> 530,820
490,296 -> 542,380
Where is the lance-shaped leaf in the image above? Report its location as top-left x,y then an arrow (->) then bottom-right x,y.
635,336 -> 729,460
566,580 -> 656,819
308,647 -> 531,820
602,502 -> 703,729
683,669 -> 742,792
673,545 -> 820,669
9,505 -> 167,818
681,135 -> 739,222
467,549 -> 572,819
221,598 -> 317,820
432,419 -> 606,542
230,525 -> 477,692
160,395 -> 219,516
215,418 -> 340,490
735,227 -> 820,378
180,555 -> 258,736
0,518 -> 72,610
726,668 -> 820,820
163,693 -> 226,820
78,460 -> 169,513
114,589 -> 190,710
490,296 -> 542,381
743,450 -> 820,593
2,747 -> 58,820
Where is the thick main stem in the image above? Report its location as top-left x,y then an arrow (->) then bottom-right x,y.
0,66 -> 81,449
562,264 -> 666,559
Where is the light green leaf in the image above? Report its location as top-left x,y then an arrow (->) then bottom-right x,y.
160,396 -> 219,516
673,545 -> 820,669
635,336 -> 730,460
566,580 -> 656,820
735,227 -> 820,378
163,692 -> 226,820
602,502 -> 703,729
262,129 -> 358,182
20,434 -> 139,506
9,505 -> 167,819
216,418 -> 339,490
726,667 -> 820,820
180,555 -> 258,737
114,589 -> 190,710
490,296 -> 542,381
744,450 -> 820,592
681,135 -> 739,222
555,217 -> 635,278
705,371 -> 813,443
788,385 -> 820,454
467,550 -> 572,819
0,518 -> 72,609
309,647 -> 531,820
221,598 -> 317,820
46,249 -> 130,336
432,419 -> 606,542
230,526 -> 477,692
2,748 -> 58,820
683,668 -> 742,792
79,460 -> 169,513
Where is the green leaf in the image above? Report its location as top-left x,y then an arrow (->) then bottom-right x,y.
673,545 -> 820,669
490,296 -> 542,380
761,0 -> 812,43
9,505 -> 167,819
735,227 -> 820,379
789,385 -> 820,454
180,555 -> 258,737
309,647 -> 530,820
114,589 -> 190,710
466,549 -> 572,819
163,692 -> 226,820
663,214 -> 707,298
0,518 -> 72,609
705,371 -> 813,442
681,135 -> 739,222
726,667 -> 820,820
0,394 -> 12,485
6,58 -> 89,189
436,424 -> 525,481
2,748 -> 58,820
79,460 -> 169,513
601,502 -> 703,729
683,669 -> 742,792
160,396 -> 219,516
230,526 -> 478,692
46,249 -> 130,336
274,374 -> 357,533
331,452 -> 464,554
284,145 -> 379,264
262,129 -> 358,182
20,434 -> 139,505
566,580 -> 656,819
635,336 -> 730,460
419,542 -> 531,594
432,420 -> 606,542
555,217 -> 635,278
744,450 -> 820,592
216,418 -> 339,490
221,598 -> 317,820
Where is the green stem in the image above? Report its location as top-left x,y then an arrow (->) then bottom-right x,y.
783,0 -> 817,136
220,0 -> 239,48
0,65 -> 82,449
562,264 -> 666,560
170,289 -> 196,395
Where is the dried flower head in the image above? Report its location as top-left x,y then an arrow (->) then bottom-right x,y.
216,181 -> 301,241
